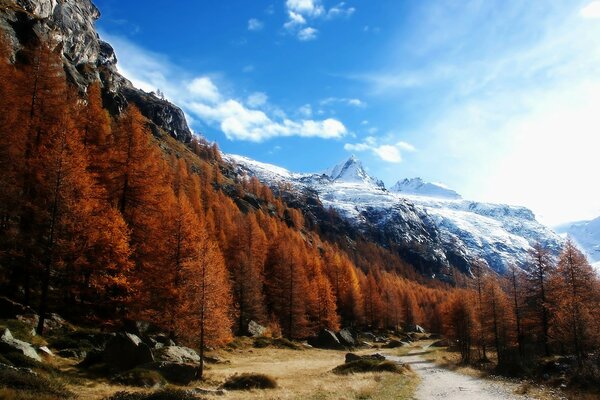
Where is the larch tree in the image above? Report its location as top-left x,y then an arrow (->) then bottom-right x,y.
549,240 -> 599,366
264,233 -> 311,339
526,243 -> 554,356
227,213 -> 268,334
177,224 -> 232,379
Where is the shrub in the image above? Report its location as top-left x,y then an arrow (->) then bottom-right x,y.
0,367 -> 73,398
112,368 -> 166,388
104,389 -> 199,400
221,373 -> 278,390
332,359 -> 407,375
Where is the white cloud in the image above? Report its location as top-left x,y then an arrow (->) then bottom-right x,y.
321,97 -> 367,107
247,92 -> 268,107
581,1 -> 600,18
248,18 -> 264,31
190,100 -> 346,141
100,32 -> 348,143
344,137 -> 415,163
284,11 -> 307,30
327,2 -> 355,19
286,0 -> 324,17
298,27 -> 318,41
284,0 -> 355,40
187,77 -> 221,103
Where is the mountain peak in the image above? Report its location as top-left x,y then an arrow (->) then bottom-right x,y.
391,178 -> 461,199
324,156 -> 384,188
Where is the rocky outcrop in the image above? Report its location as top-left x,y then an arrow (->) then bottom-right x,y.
247,320 -> 266,337
0,0 -> 192,142
154,346 -> 200,364
0,328 -> 41,361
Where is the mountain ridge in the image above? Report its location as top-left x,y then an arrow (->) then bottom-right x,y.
226,153 -> 564,276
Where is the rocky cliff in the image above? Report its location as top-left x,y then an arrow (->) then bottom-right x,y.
0,0 -> 192,142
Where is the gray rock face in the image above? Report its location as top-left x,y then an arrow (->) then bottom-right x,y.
102,333 -> 154,371
154,346 -> 200,364
247,320 -> 266,337
336,329 -> 355,347
0,0 -> 193,143
0,328 -> 41,361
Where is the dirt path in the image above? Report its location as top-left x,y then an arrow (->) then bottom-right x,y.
387,350 -> 529,400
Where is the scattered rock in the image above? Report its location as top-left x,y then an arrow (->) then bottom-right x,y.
103,333 -> 154,371
154,345 -> 200,364
0,297 -> 36,319
0,328 -> 41,362
38,346 -> 53,357
307,329 -> 343,350
139,361 -> 199,385
384,339 -> 408,349
247,320 -> 266,337
337,329 -> 355,347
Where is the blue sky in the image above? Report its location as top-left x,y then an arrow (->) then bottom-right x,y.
94,0 -> 600,226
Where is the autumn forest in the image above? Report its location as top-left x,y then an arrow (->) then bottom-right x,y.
1,27 -> 600,391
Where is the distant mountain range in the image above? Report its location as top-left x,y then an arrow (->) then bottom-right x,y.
225,154 -> 564,277
556,217 -> 600,269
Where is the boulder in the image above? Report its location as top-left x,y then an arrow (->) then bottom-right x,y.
247,320 -> 266,337
383,339 -> 408,349
103,333 -> 154,371
154,346 -> 200,364
0,297 -> 36,319
337,329 -> 355,347
140,361 -> 199,385
307,329 -> 343,350
0,328 -> 41,362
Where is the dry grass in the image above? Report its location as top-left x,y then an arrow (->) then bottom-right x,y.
204,346 -> 417,400
50,341 -> 417,400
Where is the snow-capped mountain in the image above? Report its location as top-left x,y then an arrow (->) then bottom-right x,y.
323,155 -> 384,188
556,217 -> 600,269
390,178 -> 461,199
224,154 -> 564,276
